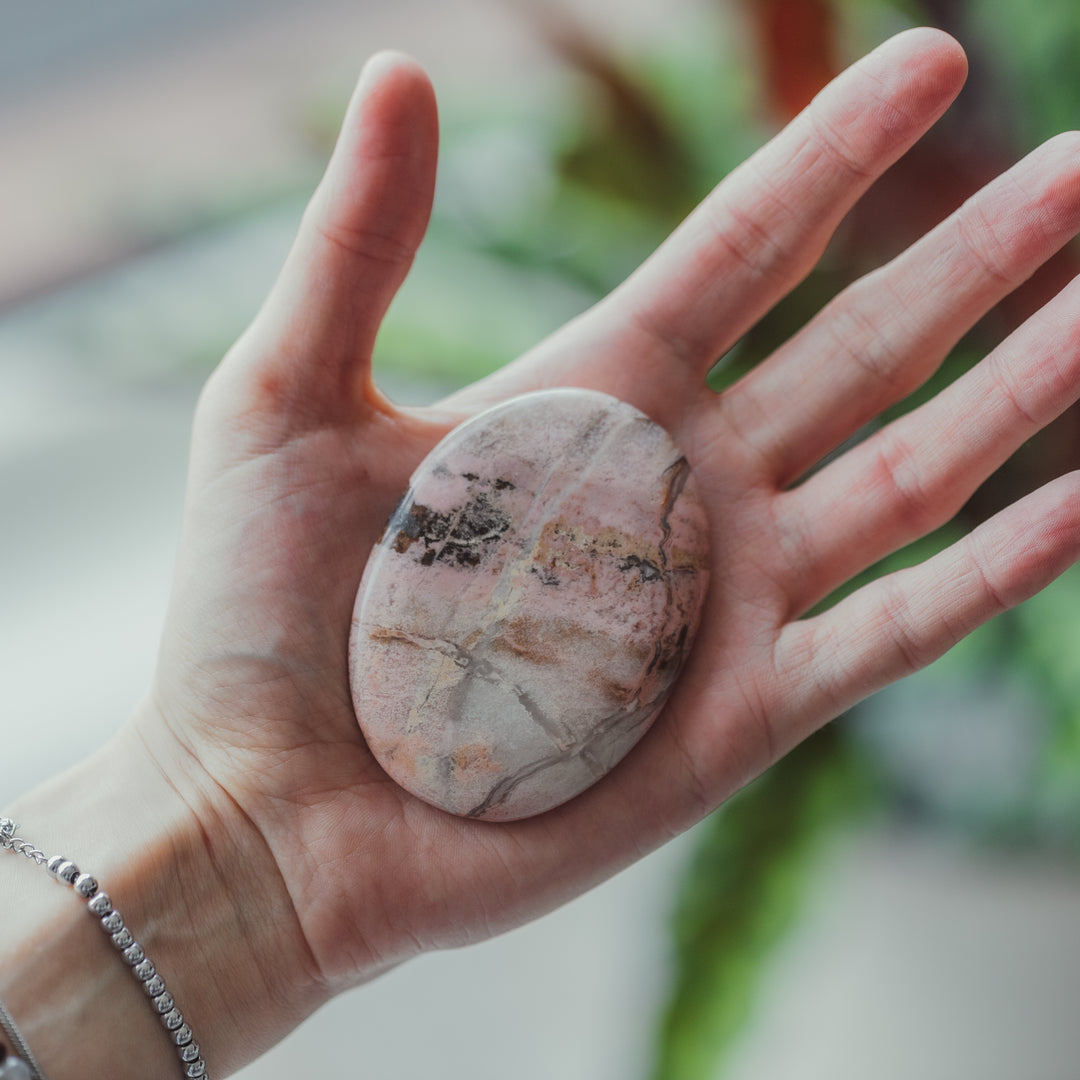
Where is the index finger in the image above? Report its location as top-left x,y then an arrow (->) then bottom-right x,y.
607,28 -> 968,383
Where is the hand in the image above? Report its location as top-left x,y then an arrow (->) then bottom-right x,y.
34,27 -> 1080,1073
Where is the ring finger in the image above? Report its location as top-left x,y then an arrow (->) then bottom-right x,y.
776,269 -> 1080,618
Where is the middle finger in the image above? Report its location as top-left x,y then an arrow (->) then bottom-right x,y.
713,131 -> 1080,486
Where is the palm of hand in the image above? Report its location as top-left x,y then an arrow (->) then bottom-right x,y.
138,31 -> 1080,997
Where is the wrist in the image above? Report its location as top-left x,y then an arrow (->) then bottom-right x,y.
0,716 -> 326,1077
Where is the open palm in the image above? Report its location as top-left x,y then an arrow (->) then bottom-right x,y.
134,29 -> 1080,1060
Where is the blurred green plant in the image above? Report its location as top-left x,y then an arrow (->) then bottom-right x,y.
657,723 -> 875,1078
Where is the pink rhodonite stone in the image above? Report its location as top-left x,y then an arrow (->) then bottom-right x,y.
349,388 -> 710,821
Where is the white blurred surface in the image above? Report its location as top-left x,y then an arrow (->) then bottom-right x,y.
724,828 -> 1080,1080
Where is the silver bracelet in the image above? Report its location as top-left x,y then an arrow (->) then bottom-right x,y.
0,817 -> 210,1079
0,995 -> 47,1080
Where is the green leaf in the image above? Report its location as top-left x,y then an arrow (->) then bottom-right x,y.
651,725 -> 873,1080
373,223 -> 596,388
1011,566 -> 1080,841
966,0 -> 1080,151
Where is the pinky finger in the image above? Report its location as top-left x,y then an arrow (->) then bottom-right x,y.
773,472 -> 1080,743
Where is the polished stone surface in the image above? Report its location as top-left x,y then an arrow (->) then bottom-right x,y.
350,388 -> 710,820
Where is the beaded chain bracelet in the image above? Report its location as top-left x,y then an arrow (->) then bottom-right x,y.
0,817 -> 210,1079
0,996 -> 47,1080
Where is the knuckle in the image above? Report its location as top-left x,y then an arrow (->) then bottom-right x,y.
313,218 -> 417,269
301,184 -> 417,271
987,354 -> 1041,429
955,202 -> 1024,289
871,434 -> 938,535
699,153 -> 815,289
804,108 -> 874,182
967,537 -> 1011,617
628,304 -> 703,372
705,194 -> 792,286
797,618 -> 850,719
878,576 -> 932,676
825,283 -> 911,395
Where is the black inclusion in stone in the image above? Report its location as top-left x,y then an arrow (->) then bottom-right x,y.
439,492 -> 511,567
531,564 -> 561,587
391,500 -> 451,555
391,492 -> 511,569
620,554 -> 663,582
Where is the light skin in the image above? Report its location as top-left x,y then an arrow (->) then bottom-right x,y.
5,26 -> 1080,1077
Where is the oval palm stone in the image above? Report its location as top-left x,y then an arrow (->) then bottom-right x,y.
349,388 -> 710,821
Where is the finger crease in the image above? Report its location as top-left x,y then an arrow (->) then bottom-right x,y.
314,220 -> 417,270
803,111 -> 874,183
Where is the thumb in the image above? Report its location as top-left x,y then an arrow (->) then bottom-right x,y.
232,51 -> 439,422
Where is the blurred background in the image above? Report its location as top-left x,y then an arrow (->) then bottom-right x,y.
6,0 -> 1080,1076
